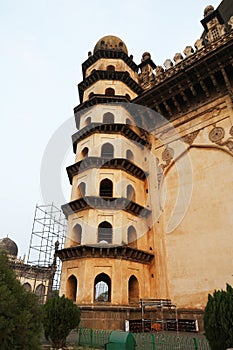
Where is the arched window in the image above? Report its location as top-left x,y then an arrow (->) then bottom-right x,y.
127,226 -> 137,248
107,65 -> 115,72
98,221 -> 112,244
88,92 -> 94,99
126,118 -> 132,125
67,275 -> 77,302
128,275 -> 139,304
103,112 -> 114,124
23,282 -> 32,292
126,149 -> 134,162
91,69 -> 96,75
78,182 -> 86,197
35,284 -> 45,305
127,184 -> 136,202
81,147 -> 89,159
101,143 -> 114,158
99,179 -> 113,197
105,88 -> 115,96
125,93 -> 131,100
72,224 -> 82,245
85,116 -> 91,125
94,273 -> 111,302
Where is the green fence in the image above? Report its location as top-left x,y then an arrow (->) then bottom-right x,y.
77,328 -> 210,350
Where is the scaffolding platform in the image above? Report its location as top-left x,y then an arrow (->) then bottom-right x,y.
25,203 -> 66,302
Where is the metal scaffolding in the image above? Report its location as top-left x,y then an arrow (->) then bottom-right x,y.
140,298 -> 178,333
25,203 -> 66,302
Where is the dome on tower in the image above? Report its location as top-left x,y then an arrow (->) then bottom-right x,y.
0,237 -> 18,257
93,35 -> 128,55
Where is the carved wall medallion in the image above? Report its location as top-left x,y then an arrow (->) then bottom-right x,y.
209,125 -> 233,154
209,126 -> 225,144
156,146 -> 174,188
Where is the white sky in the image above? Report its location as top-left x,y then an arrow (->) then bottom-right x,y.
0,0 -> 221,257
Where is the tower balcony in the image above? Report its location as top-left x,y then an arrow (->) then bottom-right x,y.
72,123 -> 150,153
66,157 -> 148,184
56,244 -> 154,265
61,196 -> 151,219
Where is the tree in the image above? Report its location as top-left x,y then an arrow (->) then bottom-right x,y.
42,295 -> 81,349
0,250 -> 43,350
204,283 -> 233,350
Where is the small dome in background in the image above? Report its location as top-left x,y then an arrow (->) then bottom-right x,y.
204,5 -> 215,17
93,35 -> 128,55
0,237 -> 18,257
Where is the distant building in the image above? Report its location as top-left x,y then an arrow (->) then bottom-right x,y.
0,237 -> 55,304
57,0 -> 233,330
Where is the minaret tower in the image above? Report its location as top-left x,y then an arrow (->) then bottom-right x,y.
58,36 -> 156,329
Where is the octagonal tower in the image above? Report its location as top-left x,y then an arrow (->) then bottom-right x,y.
58,36 -> 158,329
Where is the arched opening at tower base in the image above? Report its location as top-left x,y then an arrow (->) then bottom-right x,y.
94,273 -> 111,302
67,275 -> 77,302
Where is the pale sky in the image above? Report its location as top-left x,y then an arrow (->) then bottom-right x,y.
0,0 -> 221,257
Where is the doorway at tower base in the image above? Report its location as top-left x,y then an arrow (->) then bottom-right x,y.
78,305 -> 204,332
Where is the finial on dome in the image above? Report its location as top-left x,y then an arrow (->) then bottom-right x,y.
141,52 -> 151,62
204,5 -> 214,17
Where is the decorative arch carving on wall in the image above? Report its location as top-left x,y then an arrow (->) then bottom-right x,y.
67,275 -> 77,302
127,226 -> 137,248
126,184 -> 136,202
72,223 -> 82,245
128,275 -> 139,304
160,143 -> 233,234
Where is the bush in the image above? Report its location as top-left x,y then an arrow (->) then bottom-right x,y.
43,295 -> 81,349
204,283 -> 233,350
0,251 -> 43,350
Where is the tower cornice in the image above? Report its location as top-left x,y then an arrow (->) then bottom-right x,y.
61,197 -> 151,219
67,157 -> 148,184
74,95 -> 131,115
72,123 -> 150,152
57,245 -> 154,265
